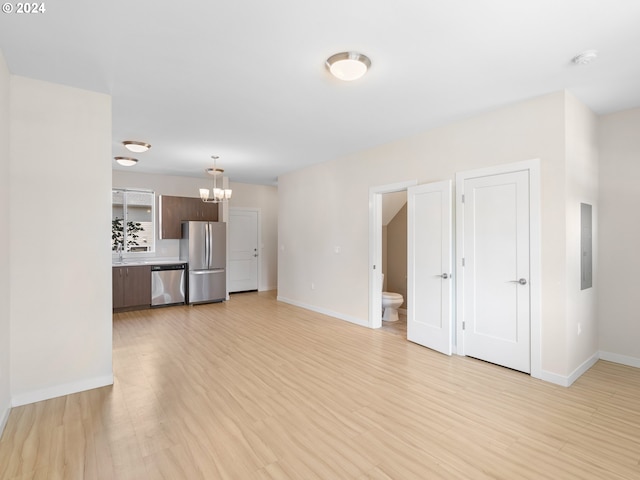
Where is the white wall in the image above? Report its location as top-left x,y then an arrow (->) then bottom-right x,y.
598,108 -> 640,365
112,171 -> 278,291
278,91 -> 577,378
9,76 -> 113,406
564,92 -> 599,377
0,51 -> 11,434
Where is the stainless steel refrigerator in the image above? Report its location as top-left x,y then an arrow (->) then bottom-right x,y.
179,221 -> 226,304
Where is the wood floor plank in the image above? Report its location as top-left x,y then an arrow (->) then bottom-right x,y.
2,291 -> 640,479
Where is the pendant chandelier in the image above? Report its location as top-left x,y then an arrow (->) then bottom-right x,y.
199,156 -> 232,203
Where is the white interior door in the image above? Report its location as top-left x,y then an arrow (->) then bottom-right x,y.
229,209 -> 259,292
407,180 -> 452,355
460,170 -> 531,373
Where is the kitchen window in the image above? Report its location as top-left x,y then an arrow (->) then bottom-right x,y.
112,188 -> 155,253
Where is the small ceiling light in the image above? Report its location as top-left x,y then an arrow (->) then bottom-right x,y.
325,52 -> 371,81
200,156 -> 232,203
571,50 -> 598,66
114,156 -> 138,167
123,140 -> 151,153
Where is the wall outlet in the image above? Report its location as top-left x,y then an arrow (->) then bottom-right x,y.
577,323 -> 582,335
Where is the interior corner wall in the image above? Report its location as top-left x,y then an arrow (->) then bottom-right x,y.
564,92 -> 599,378
9,76 -> 113,406
0,50 -> 12,434
278,91 -> 570,378
598,107 -> 640,365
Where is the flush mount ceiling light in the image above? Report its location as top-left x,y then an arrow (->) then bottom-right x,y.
325,52 -> 371,81
571,50 -> 598,66
114,156 -> 138,167
123,140 -> 151,153
200,156 -> 232,203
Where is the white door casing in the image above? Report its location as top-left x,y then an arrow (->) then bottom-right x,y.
456,159 -> 541,376
407,180 -> 453,355
229,208 -> 260,292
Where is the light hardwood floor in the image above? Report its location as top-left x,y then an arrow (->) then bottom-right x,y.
379,315 -> 407,337
1,291 -> 640,479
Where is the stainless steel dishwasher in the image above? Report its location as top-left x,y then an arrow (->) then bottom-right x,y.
151,263 -> 186,306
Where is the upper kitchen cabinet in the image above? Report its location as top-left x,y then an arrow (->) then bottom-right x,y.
158,195 -> 183,239
186,197 -> 218,221
112,189 -> 155,253
159,195 -> 218,239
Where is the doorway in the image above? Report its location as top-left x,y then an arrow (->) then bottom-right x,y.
369,181 -> 417,329
370,179 -> 454,356
380,190 -> 409,336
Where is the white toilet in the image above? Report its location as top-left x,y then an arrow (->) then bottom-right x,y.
381,274 -> 404,322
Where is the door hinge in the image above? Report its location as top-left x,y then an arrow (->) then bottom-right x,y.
462,257 -> 465,267
462,194 -> 465,203
462,321 -> 466,330
373,265 -> 376,270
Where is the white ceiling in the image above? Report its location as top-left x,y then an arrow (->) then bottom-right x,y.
1,0 -> 639,186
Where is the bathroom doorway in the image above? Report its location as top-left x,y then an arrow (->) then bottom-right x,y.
369,179 -> 454,355
368,180 -> 416,329
379,190 -> 408,336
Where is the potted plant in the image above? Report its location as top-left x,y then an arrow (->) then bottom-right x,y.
112,217 -> 144,251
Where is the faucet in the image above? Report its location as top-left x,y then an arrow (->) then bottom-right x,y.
117,243 -> 123,262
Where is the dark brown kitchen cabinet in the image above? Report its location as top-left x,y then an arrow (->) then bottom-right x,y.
112,265 -> 151,311
158,195 -> 184,239
159,195 -> 219,239
187,197 -> 218,221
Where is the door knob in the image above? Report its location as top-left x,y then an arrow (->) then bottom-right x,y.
510,278 -> 527,285
441,273 -> 450,279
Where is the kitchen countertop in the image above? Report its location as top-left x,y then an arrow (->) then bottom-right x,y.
112,258 -> 186,267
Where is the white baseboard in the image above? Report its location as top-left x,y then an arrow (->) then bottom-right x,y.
11,374 -> 114,408
599,351 -> 640,369
536,369 -> 571,387
537,352 -> 600,387
277,296 -> 368,328
568,352 -> 600,386
0,402 -> 10,438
